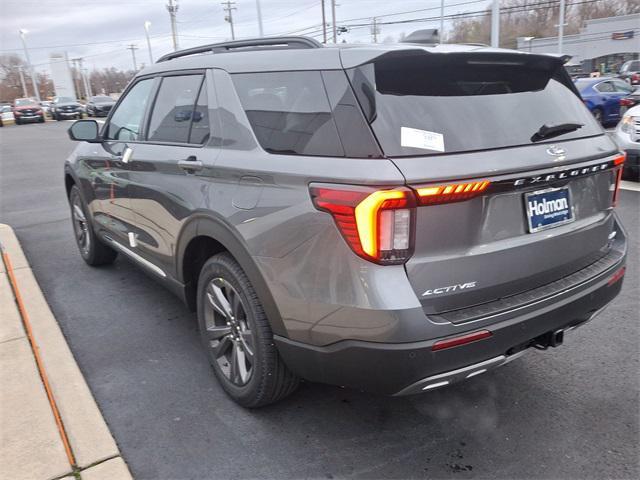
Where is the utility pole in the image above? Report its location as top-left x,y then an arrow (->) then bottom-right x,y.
490,0 -> 500,48
331,0 -> 337,44
371,17 -> 379,43
256,0 -> 264,37
222,1 -> 236,40
557,0 -> 566,54
127,45 -> 139,71
17,66 -> 28,98
71,59 -> 83,100
321,0 -> 327,44
166,0 -> 179,51
144,21 -> 154,64
439,0 -> 445,44
18,29 -> 40,102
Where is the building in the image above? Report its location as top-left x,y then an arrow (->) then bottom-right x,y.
517,14 -> 639,74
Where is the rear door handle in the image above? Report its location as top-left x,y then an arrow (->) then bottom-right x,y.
121,146 -> 133,164
178,156 -> 203,172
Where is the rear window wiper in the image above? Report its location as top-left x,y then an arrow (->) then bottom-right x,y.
531,122 -> 584,142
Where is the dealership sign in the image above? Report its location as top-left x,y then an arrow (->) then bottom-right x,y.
611,31 -> 634,40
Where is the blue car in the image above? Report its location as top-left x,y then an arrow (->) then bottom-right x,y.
575,77 -> 634,125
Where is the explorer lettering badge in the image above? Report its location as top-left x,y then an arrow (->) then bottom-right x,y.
422,282 -> 477,296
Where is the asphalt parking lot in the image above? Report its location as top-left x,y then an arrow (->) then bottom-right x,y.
1,121 -> 638,480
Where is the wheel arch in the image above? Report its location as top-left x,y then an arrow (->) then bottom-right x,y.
176,214 -> 287,337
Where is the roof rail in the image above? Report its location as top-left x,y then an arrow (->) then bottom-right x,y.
156,36 -> 323,63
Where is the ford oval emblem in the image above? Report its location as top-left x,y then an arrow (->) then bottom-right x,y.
546,145 -> 566,157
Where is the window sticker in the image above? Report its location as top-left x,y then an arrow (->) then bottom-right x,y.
400,127 -> 445,152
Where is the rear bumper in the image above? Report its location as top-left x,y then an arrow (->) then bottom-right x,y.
275,220 -> 627,396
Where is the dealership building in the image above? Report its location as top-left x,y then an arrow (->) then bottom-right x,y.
517,13 -> 639,73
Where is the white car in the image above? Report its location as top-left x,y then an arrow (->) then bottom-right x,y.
614,104 -> 640,181
0,105 -> 15,126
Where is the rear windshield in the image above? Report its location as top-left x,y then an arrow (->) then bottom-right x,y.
347,52 -> 602,157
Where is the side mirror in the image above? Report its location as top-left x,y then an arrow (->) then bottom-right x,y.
68,120 -> 101,143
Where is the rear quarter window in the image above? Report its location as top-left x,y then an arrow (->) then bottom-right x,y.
232,71 -> 344,157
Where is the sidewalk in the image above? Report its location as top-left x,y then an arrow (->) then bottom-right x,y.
0,224 -> 132,480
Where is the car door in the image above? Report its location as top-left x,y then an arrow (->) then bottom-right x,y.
594,81 -> 618,121
79,77 -> 156,247
123,70 -> 220,276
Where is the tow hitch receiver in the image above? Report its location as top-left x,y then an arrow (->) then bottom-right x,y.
534,329 -> 565,350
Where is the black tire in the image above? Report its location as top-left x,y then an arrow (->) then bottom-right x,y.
56,114 -> 62,121
197,253 -> 299,408
15,118 -> 21,125
38,116 -> 45,123
592,108 -> 603,125
68,185 -> 117,266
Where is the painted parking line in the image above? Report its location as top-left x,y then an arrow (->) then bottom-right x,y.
620,180 -> 640,192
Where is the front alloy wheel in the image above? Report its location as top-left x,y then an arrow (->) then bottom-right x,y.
71,194 -> 91,256
204,278 -> 255,386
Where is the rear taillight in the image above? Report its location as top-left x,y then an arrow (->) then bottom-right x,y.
415,180 -> 491,205
620,98 -> 634,107
632,73 -> 639,82
310,185 -> 415,265
612,153 -> 626,207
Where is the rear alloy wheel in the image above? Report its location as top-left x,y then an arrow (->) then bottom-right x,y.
205,278 -> 255,386
197,253 -> 299,407
69,185 -> 117,266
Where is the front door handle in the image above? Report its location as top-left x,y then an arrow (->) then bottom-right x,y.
178,156 -> 203,172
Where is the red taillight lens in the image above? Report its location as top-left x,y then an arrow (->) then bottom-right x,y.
310,185 -> 415,264
607,266 -> 626,286
415,180 -> 491,205
612,153 -> 626,207
432,330 -> 492,351
620,98 -> 634,107
632,73 -> 639,82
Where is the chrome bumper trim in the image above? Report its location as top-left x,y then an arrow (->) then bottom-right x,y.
394,350 -> 527,396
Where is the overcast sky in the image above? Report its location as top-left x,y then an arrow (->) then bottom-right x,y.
1,0 -> 491,73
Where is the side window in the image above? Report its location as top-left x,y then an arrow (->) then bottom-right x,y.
189,82 -> 210,144
147,75 -> 203,143
595,82 -> 614,93
105,79 -> 153,141
232,71 -> 344,157
613,80 -> 633,93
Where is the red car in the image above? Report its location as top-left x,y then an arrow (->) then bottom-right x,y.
12,98 -> 45,125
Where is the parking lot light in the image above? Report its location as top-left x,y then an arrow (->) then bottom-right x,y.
18,29 -> 41,102
144,21 -> 154,65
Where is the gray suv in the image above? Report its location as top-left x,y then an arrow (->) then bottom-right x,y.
64,36 -> 628,407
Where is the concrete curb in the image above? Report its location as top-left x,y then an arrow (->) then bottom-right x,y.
0,224 -> 133,479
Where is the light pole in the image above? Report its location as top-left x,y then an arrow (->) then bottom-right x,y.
256,0 -> 264,37
490,0 -> 500,48
557,0 -> 566,54
439,0 -> 445,44
18,29 -> 41,102
144,21 -> 154,64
